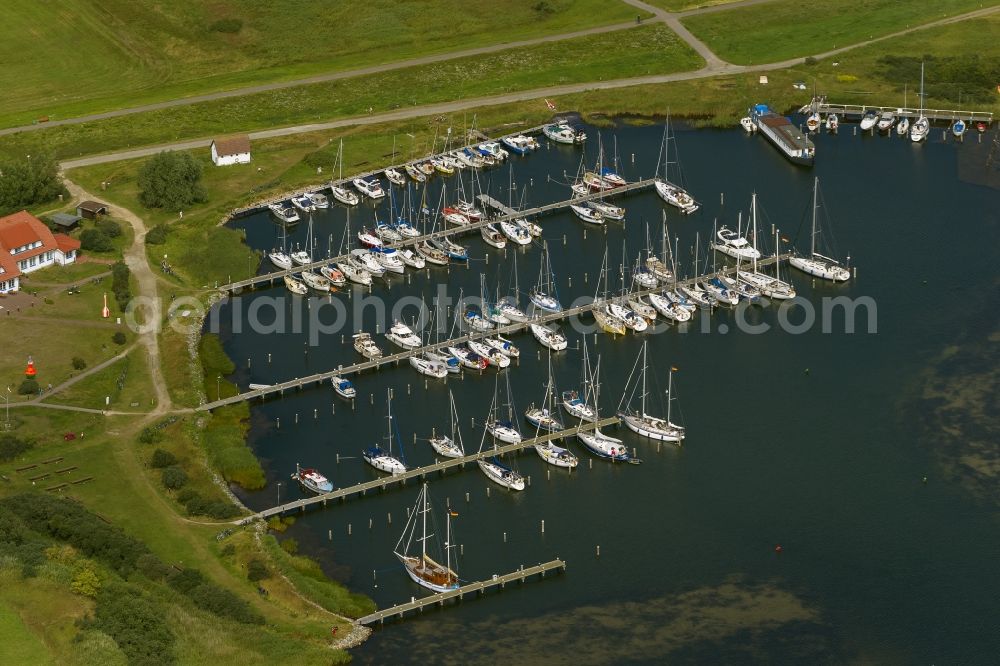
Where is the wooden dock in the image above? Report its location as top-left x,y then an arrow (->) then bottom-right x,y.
215,178 -> 656,292
801,97 -> 992,124
358,559 -> 567,626
239,416 -> 619,523
199,253 -> 787,412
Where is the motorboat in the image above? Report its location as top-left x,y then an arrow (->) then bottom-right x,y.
952,118 -> 967,138
331,375 -> 356,399
291,194 -> 316,212
349,249 -> 385,276
500,134 -> 538,156
373,248 -> 405,274
352,177 -> 385,199
877,110 -> 896,132
357,228 -> 383,248
384,168 -> 406,186
543,123 -> 586,144
283,274 -> 308,295
268,203 -> 300,224
353,332 -> 383,359
375,222 -> 402,243
859,109 -> 879,131
740,116 -> 756,133
655,180 -> 699,214
300,271 -> 331,292
910,116 -> 930,142
570,204 -> 603,225
806,112 -> 821,132
386,321 -> 422,349
896,116 -> 910,136
290,246 -> 312,266
826,114 -> 839,132
599,167 -> 627,188
530,323 -> 567,351
477,141 -> 508,161
330,184 -> 359,206
319,264 -> 346,286
442,208 -> 471,226
710,225 -> 761,260
292,464 -> 334,495
310,192 -> 330,209
646,254 -> 672,282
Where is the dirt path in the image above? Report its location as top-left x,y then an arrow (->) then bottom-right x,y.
60,177 -> 173,416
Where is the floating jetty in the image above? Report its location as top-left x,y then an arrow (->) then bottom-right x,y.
199,254 -> 788,412
239,417 -> 620,523
358,559 -> 566,626
801,97 -> 993,125
217,179 -> 656,292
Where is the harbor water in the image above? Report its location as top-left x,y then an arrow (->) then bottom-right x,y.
221,120 -> 999,663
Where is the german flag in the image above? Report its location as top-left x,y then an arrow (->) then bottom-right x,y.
671,366 -> 679,372
449,511 -> 459,517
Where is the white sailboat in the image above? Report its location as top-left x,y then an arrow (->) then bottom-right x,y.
429,391 -> 465,458
268,220 -> 293,270
477,385 -> 526,491
394,484 -> 460,593
737,194 -> 796,299
529,240 -> 562,312
617,342 -> 685,443
530,323 -> 568,351
575,356 -> 630,462
789,177 -> 852,282
654,116 -> 699,214
911,62 -> 929,142
529,354 -> 578,469
486,374 -> 522,444
363,390 -> 407,475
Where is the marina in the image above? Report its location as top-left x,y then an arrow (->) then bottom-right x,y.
800,97 -> 993,126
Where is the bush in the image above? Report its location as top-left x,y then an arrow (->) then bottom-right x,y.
146,224 -> 169,245
0,434 -> 34,462
149,449 -> 177,468
18,378 -> 38,395
137,151 -> 207,211
0,154 -> 67,215
72,356 -> 87,370
280,538 -> 298,555
136,553 -> 169,581
246,558 -> 270,582
111,331 -> 127,345
161,466 -> 188,490
71,564 -> 102,597
80,228 -> 113,252
96,219 -> 122,238
111,261 -> 131,312
137,426 -> 162,444
167,567 -> 264,624
804,56 -> 818,66
209,18 -> 243,33
220,543 -> 235,557
88,583 -> 175,665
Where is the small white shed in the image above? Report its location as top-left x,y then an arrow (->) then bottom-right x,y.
211,134 -> 251,166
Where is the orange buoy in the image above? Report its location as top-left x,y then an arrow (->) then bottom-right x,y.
101,292 -> 110,319
25,357 -> 37,378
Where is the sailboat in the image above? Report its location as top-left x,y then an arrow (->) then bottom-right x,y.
529,241 -> 562,312
477,385 -> 526,491
562,338 -> 598,422
268,219 -> 293,270
496,249 -> 530,322
529,355 -> 578,469
429,391 -> 465,458
790,177 -> 851,282
363,390 -> 407,475
575,356 -> 631,462
330,140 -> 360,206
737,194 -> 796,299
394,484 -> 460,593
617,342 -> 685,443
910,62 -> 930,143
654,116 -> 699,214
593,247 -> 626,336
530,323 -> 568,351
486,374 -> 522,444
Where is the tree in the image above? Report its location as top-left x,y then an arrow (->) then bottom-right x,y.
161,466 -> 188,490
146,224 -> 169,245
80,228 -> 113,252
111,331 -> 127,345
0,154 -> 67,215
149,449 -> 177,468
96,219 -> 122,238
137,151 -> 208,211
0,433 -> 34,462
72,356 -> 87,370
18,378 -> 38,395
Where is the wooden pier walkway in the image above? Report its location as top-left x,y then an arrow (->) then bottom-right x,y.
199,253 -> 788,412
358,559 -> 567,626
239,416 -> 619,523
217,178 -> 656,292
801,97 -> 992,124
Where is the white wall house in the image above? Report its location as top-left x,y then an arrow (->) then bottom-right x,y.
0,210 -> 81,294
211,135 -> 252,166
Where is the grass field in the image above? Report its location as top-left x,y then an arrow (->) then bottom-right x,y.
45,348 -> 157,410
681,0 -> 992,64
0,0 -> 645,128
644,0 -> 745,10
0,22 -> 701,163
0,601 -> 54,666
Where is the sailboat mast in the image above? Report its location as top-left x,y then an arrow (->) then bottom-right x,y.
445,509 -> 451,575
421,484 -> 428,561
751,193 -> 759,273
811,177 -> 819,257
667,367 -> 674,424
641,341 -> 647,416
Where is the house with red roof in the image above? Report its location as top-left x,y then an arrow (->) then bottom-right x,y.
0,210 -> 81,294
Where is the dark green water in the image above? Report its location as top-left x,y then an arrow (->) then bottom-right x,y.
222,121 -> 999,664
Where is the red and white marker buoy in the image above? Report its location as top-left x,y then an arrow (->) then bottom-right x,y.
25,356 -> 37,378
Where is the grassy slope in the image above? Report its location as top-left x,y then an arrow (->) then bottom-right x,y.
0,601 -> 54,666
0,0 -> 644,127
681,0 -> 993,64
0,22 -> 701,163
45,348 -> 157,410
